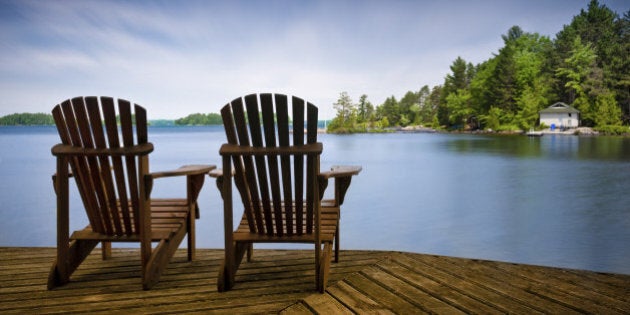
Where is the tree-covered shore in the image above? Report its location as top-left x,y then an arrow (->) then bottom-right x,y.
0,113 -> 224,126
0,113 -> 54,126
327,1 -> 629,135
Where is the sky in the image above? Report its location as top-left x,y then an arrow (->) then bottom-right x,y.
0,0 -> 628,120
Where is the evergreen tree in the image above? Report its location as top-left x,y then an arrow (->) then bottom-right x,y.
416,85 -> 434,125
357,94 -> 374,123
488,26 -> 523,114
553,0 -> 628,121
594,91 -> 621,126
429,86 -> 443,127
556,36 -> 599,125
469,58 -> 498,115
398,91 -> 420,127
439,57 -> 471,126
332,91 -> 355,124
378,96 -> 400,126
446,89 -> 473,128
328,92 -> 358,133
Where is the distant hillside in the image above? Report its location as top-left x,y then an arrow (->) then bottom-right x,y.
0,113 -> 177,126
149,119 -> 176,126
0,113 -> 54,125
174,113 -> 222,125
0,112 -> 329,129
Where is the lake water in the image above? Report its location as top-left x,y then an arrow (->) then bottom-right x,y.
1,126 -> 629,275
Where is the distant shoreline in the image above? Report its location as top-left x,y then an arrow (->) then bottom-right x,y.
2,124 -> 626,137
397,126 -> 603,136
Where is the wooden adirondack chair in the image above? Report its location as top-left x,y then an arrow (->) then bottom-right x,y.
211,93 -> 361,293
47,96 -> 215,290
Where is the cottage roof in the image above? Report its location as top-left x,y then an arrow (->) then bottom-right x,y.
539,102 -> 580,114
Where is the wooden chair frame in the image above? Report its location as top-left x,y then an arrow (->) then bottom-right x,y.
211,93 -> 360,292
47,96 -> 215,290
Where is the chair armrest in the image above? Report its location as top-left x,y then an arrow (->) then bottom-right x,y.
208,168 -> 223,178
208,169 -> 225,200
319,165 -> 362,206
319,165 -> 362,179
208,168 -> 240,200
149,164 -> 216,179
146,164 -> 215,219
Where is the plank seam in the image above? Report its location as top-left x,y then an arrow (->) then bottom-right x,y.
393,253 -> 537,313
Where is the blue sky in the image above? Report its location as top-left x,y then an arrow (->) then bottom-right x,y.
1,0 -> 628,119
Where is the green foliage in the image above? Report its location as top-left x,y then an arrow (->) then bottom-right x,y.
515,80 -> 548,130
594,91 -> 621,126
149,119 -> 175,126
378,96 -> 400,126
174,113 -> 222,125
357,94 -> 374,123
0,113 -> 54,125
556,36 -> 598,115
594,125 -> 629,135
332,92 -> 356,124
480,107 -> 502,131
446,89 -> 472,127
328,92 -> 359,133
328,1 -> 627,134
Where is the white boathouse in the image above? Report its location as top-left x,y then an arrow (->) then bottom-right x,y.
539,102 -> 580,129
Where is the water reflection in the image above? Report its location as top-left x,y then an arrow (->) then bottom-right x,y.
440,134 -> 630,162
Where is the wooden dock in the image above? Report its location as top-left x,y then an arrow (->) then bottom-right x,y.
1,247 -> 629,314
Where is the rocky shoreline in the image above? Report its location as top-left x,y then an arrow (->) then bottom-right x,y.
396,125 -> 603,136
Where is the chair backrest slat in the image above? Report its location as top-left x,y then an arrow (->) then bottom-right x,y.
244,95 -> 274,235
56,99 -> 104,233
85,97 -> 123,235
118,100 -> 142,234
52,97 -> 148,237
275,94 -> 294,235
72,97 -> 114,235
234,97 -> 264,233
260,94 -> 284,236
305,103 -> 318,234
221,101 -> 256,232
221,93 -> 319,237
292,98 -> 305,235
101,97 -> 134,235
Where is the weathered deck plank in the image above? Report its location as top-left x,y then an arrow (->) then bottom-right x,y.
1,247 -> 629,314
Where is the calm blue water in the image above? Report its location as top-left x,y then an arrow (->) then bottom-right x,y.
1,126 -> 629,275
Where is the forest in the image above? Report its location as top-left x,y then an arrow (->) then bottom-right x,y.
0,112 -> 54,125
327,1 -> 629,134
174,113 -> 222,125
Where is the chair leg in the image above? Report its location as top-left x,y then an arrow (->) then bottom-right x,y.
218,242 -> 250,292
318,242 -> 332,293
217,261 -> 233,292
47,239 -> 98,290
187,213 -> 196,261
143,223 -> 188,290
101,241 -> 112,260
334,225 -> 340,263
234,242 -> 249,269
246,243 -> 253,262
143,240 -> 169,290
